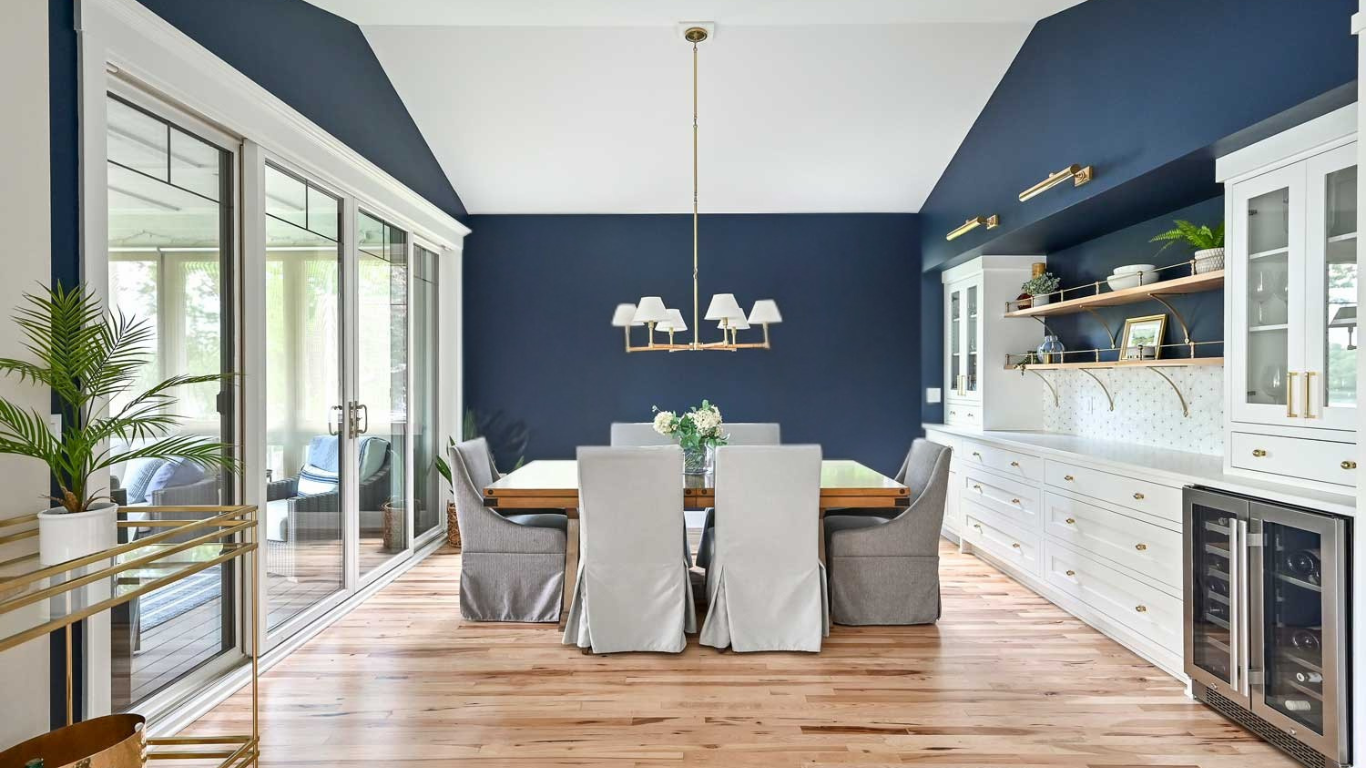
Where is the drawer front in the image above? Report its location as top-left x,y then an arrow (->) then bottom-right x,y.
1042,542 -> 1182,655
1045,460 -> 1182,523
1230,432 -> 1357,488
960,440 -> 1044,483
944,404 -> 982,428
964,512 -> 1039,575
963,467 -> 1040,532
1043,493 -> 1182,590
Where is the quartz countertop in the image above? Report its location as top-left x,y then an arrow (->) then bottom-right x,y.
922,423 -> 1356,518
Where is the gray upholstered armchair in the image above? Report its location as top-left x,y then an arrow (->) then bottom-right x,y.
823,439 -> 951,625
453,438 -> 566,622
267,436 -> 392,541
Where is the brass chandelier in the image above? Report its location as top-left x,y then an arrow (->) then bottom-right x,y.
611,24 -> 782,353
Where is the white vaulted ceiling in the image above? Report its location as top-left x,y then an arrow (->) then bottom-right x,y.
306,0 -> 1085,214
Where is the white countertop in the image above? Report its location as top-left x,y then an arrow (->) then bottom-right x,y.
923,423 -> 1356,518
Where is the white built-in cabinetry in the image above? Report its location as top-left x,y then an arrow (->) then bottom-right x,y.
1219,104 -> 1359,492
927,427 -> 1187,678
941,256 -> 1044,430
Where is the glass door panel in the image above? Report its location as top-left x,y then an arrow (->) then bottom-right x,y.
948,289 -> 961,397
413,245 -> 441,540
1231,164 -> 1306,426
1306,144 -> 1357,429
356,211 -> 410,578
1257,518 -> 1327,733
263,163 -> 346,633
1184,490 -> 1249,707
966,285 -> 979,395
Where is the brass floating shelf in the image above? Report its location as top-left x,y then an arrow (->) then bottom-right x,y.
1005,269 -> 1224,319
1017,357 -> 1224,371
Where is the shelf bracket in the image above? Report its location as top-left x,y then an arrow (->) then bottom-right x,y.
1078,368 -> 1115,412
1149,293 -> 1197,357
1148,366 -> 1190,418
1080,306 -> 1118,350
1025,369 -> 1059,407
1029,315 -> 1059,338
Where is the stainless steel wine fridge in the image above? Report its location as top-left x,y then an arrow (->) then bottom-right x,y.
1184,487 -> 1350,768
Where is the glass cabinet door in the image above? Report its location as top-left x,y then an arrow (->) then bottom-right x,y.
1230,163 -> 1307,427
965,285 -> 980,396
948,288 -> 962,397
1305,143 -> 1357,430
1250,505 -> 1345,753
1185,495 -> 1246,705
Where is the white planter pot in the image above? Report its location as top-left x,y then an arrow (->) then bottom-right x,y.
38,502 -> 119,566
1194,247 -> 1225,274
1031,293 -> 1051,306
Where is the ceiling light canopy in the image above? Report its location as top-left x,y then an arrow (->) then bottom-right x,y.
612,25 -> 780,353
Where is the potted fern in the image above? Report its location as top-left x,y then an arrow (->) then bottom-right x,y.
0,286 -> 239,565
1150,219 -> 1225,274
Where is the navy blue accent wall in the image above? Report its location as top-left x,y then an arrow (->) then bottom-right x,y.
1047,197 -> 1226,357
49,0 -> 78,290
464,214 -> 921,476
918,0 -> 1357,424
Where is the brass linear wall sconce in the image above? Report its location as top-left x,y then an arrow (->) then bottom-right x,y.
946,214 -> 999,241
1019,164 -> 1094,202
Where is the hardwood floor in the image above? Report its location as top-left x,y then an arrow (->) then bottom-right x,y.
184,539 -> 1297,767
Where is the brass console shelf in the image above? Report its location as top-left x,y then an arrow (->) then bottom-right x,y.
1006,345 -> 1223,418
0,505 -> 259,768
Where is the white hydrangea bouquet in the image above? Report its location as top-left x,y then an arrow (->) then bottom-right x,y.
652,400 -> 727,475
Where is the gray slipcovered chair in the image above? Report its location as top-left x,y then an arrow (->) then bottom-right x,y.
453,437 -> 567,622
695,423 -> 782,570
823,439 -> 951,625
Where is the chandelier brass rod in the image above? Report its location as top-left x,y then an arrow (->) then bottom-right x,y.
692,39 -> 700,349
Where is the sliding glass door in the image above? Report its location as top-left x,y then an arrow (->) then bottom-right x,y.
413,245 -> 441,540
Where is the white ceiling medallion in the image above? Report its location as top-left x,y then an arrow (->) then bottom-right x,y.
611,23 -> 781,353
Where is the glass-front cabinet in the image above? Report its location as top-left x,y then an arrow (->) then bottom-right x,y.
944,275 -> 982,405
1228,141 -> 1357,432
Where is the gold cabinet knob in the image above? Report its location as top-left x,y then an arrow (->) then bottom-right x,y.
973,523 -> 983,530
1252,449 -> 1267,458
1011,542 -> 1021,549
1064,474 -> 1075,481
967,412 -> 975,418
1010,461 -> 1021,467
1342,460 -> 1358,470
1133,492 -> 1145,501
1134,605 -> 1148,613
1135,543 -> 1148,551
1010,498 -> 1021,505
950,411 -> 957,416
1064,569 -> 1076,577
1064,517 -> 1075,525
972,484 -> 983,492
972,451 -> 982,458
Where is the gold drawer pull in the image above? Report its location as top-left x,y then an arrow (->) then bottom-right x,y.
1064,474 -> 1075,481
973,523 -> 983,530
1135,543 -> 1148,551
1133,492 -> 1145,501
972,484 -> 983,492
972,451 -> 982,458
1065,569 -> 1076,577
1010,461 -> 1021,468
1343,460 -> 1358,470
966,412 -> 975,418
1010,498 -> 1021,505
1134,605 -> 1148,613
1011,542 -> 1021,549
1252,449 -> 1267,458
1064,517 -> 1075,525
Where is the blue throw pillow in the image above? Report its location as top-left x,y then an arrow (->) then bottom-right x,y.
144,459 -> 207,499
123,457 -> 166,505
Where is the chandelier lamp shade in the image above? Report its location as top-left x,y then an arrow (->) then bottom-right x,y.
610,24 -> 781,353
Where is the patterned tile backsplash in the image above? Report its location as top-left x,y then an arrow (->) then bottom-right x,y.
1039,364 -> 1224,456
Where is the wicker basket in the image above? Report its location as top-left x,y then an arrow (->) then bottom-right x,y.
0,714 -> 145,768
445,501 -> 462,550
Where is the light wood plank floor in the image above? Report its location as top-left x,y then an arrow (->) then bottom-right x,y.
185,540 -> 1297,767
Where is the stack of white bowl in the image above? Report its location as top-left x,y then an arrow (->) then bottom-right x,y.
1106,263 -> 1159,291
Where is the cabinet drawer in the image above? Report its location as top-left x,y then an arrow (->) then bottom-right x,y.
960,440 -> 1044,483
1043,493 -> 1182,590
1230,432 -> 1357,489
964,512 -> 1039,575
963,468 -> 1040,532
1045,460 -> 1182,523
944,404 -> 982,428
1042,542 -> 1182,655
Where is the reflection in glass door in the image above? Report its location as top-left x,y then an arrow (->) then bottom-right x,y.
413,245 -> 441,540
262,163 -> 346,633
356,211 -> 410,578
1184,495 -> 1245,705
1307,145 -> 1357,429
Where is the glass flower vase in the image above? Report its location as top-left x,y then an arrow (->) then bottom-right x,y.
682,444 -> 715,476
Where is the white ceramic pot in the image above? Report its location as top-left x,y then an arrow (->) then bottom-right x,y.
1194,247 -> 1225,274
1031,293 -> 1051,306
38,502 -> 119,566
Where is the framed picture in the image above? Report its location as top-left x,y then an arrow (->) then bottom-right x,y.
1120,314 -> 1166,360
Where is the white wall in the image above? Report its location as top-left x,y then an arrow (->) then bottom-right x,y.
0,0 -> 55,747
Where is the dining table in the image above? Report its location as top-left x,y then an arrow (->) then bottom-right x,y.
484,459 -> 910,626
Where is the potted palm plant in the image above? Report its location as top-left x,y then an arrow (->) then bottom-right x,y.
0,285 -> 239,565
1150,219 -> 1225,273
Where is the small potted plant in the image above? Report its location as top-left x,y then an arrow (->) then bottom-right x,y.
0,286 -> 239,565
1150,219 -> 1225,273
1021,270 -> 1061,307
433,436 -> 461,550
652,400 -> 727,475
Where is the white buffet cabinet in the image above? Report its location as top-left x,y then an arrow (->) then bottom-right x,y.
925,424 -> 1355,681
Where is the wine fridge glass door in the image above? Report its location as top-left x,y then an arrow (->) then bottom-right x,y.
1185,499 -> 1244,702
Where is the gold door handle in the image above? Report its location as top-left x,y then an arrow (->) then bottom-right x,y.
950,411 -> 958,416
1133,492 -> 1145,501
1064,517 -> 1075,525
1063,474 -> 1075,482
1065,569 -> 1076,577
973,524 -> 983,531
1286,371 -> 1298,418
1252,449 -> 1267,458
1342,460 -> 1357,470
1304,371 -> 1316,418
1134,605 -> 1148,613
1135,543 -> 1148,551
